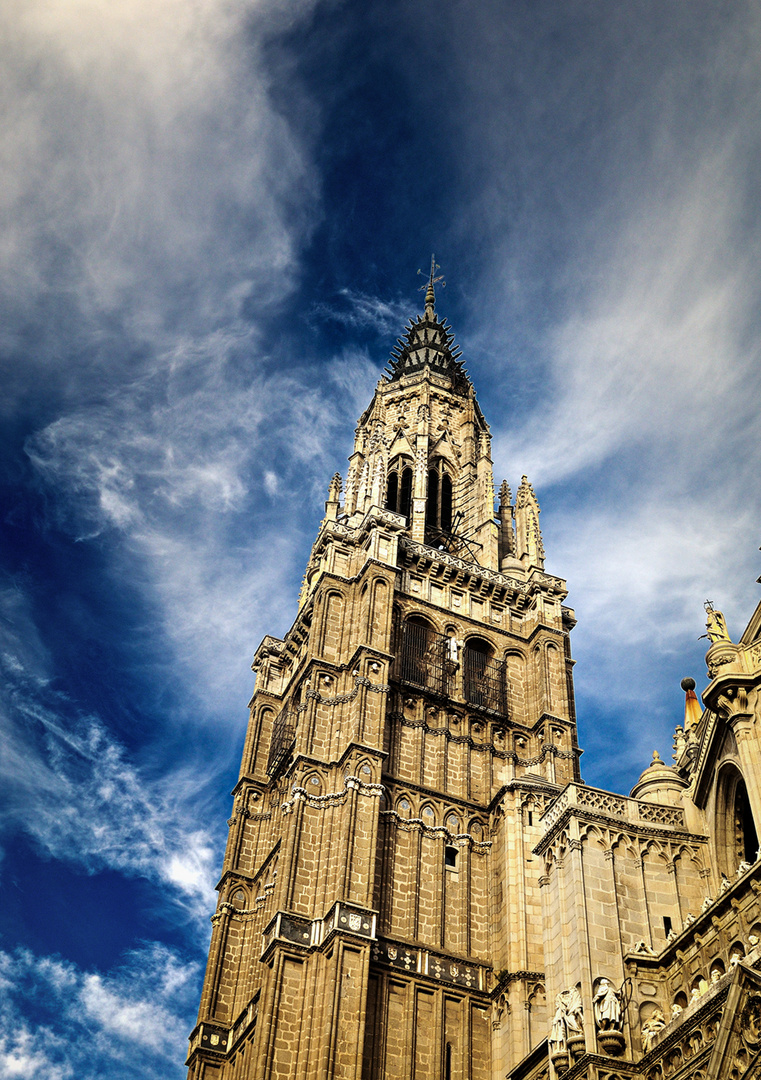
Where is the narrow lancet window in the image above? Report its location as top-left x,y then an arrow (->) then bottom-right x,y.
385,471 -> 398,512
441,473 -> 452,532
400,467 -> 413,519
425,458 -> 454,542
385,460 -> 413,521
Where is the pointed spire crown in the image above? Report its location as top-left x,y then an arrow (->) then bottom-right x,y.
385,256 -> 469,391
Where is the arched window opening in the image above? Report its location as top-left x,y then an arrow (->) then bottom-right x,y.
385,460 -> 413,521
463,637 -> 507,715
425,458 -> 454,544
737,779 -> 758,864
400,467 -> 413,519
398,616 -> 449,694
718,766 -> 759,874
445,845 -> 458,868
385,471 -> 398,512
441,473 -> 453,532
426,468 -> 439,532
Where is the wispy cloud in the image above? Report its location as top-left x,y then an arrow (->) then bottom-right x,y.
0,0 -> 319,368
493,150 -> 761,488
0,583 -> 218,922
313,289 -> 412,336
0,943 -> 199,1079
24,342 -> 375,720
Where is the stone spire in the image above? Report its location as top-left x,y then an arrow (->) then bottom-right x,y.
515,475 -> 545,570
422,253 -> 444,314
385,258 -> 468,389
681,676 -> 703,733
324,472 -> 342,521
497,479 -> 516,564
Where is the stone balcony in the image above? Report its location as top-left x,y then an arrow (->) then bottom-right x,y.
540,782 -> 687,838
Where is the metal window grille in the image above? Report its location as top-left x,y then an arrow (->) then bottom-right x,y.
463,648 -> 507,715
267,706 -> 297,775
397,621 -> 449,695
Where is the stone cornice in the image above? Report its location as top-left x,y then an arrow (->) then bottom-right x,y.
398,536 -> 568,602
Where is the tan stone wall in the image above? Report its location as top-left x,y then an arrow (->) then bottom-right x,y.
190,360 -> 580,1079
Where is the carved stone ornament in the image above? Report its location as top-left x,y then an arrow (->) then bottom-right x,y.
741,993 -> 761,1047
642,1007 -> 666,1052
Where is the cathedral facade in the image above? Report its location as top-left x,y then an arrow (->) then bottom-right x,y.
187,273 -> 761,1080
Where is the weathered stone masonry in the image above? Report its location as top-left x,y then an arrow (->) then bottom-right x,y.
188,269 -> 761,1080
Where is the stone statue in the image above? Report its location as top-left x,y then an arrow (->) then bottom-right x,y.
549,996 -> 567,1053
704,602 -> 731,643
642,1008 -> 666,1052
447,636 -> 460,664
566,986 -> 584,1037
720,872 -> 732,894
671,1003 -> 683,1021
672,725 -> 687,760
737,860 -> 752,877
593,979 -> 622,1031
731,951 -> 743,967
549,987 -> 584,1053
701,896 -> 713,912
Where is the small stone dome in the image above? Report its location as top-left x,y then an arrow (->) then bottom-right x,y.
630,750 -> 688,805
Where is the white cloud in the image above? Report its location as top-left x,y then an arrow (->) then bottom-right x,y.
0,0 -> 319,359
476,28 -> 761,791
24,346 -> 369,719
0,584 -> 219,922
314,289 -> 413,336
0,943 -> 199,1079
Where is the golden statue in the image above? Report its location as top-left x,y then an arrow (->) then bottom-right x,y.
704,601 -> 731,643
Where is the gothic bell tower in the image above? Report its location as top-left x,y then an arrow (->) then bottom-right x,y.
187,264 -> 581,1080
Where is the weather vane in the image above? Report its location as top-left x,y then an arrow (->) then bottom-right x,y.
418,254 -> 446,292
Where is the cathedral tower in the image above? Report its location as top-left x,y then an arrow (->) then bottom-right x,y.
186,266 -> 582,1079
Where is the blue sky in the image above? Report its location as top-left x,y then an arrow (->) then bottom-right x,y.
2,1 -> 761,1075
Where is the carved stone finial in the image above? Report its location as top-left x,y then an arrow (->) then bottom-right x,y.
418,254 -> 445,312
515,475 -> 537,510
328,472 -> 342,502
514,476 -> 544,569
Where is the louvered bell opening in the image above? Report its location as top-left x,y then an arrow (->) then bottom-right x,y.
267,706 -> 297,775
463,644 -> 507,716
397,620 -> 449,696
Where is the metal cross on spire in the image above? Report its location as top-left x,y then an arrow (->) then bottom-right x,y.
418,254 -> 445,308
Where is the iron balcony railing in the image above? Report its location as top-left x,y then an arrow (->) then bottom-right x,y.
397,621 -> 450,696
463,648 -> 507,715
267,706 -> 297,776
